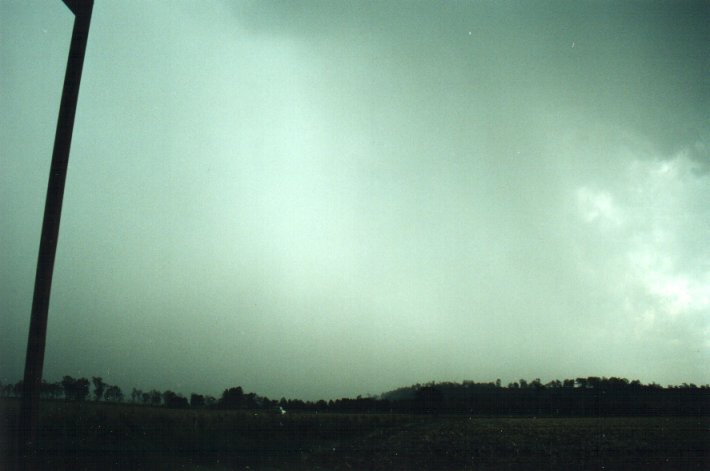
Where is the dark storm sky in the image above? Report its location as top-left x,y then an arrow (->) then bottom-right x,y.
1,0 -> 708,399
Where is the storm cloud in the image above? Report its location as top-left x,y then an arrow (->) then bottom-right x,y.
1,0 -> 708,400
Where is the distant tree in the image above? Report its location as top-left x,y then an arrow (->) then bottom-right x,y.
163,390 -> 177,405
61,376 -> 76,400
587,377 -> 602,389
261,396 -> 276,409
61,376 -> 90,401
286,398 -> 306,410
149,389 -> 162,406
105,385 -> 124,402
220,387 -> 244,409
172,395 -> 188,408
92,377 -> 105,401
141,392 -> 151,404
607,377 -> 629,389
519,379 -> 528,389
244,392 -> 259,409
163,390 -> 189,409
190,393 -> 205,408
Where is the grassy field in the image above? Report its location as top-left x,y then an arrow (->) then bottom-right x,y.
1,399 -> 707,470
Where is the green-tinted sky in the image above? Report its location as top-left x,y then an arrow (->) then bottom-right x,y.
1,0 -> 708,400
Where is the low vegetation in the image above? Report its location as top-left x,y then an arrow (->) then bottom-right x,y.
1,399 -> 706,470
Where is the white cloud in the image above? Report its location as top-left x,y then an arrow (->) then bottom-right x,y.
614,153 -> 710,344
576,187 -> 623,227
560,130 -> 709,378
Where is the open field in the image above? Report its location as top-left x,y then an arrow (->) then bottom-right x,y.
1,399 -> 707,470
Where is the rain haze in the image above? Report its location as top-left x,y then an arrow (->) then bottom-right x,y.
1,0 -> 708,401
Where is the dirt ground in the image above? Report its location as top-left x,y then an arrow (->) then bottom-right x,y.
2,400 -> 707,470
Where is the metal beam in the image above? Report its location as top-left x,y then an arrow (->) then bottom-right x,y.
18,1 -> 94,468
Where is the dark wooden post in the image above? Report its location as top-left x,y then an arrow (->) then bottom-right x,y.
18,1 -> 93,468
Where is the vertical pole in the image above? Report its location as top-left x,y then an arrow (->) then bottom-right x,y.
18,1 -> 93,468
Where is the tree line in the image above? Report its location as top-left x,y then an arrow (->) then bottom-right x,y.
379,378 -> 709,416
2,376 -> 707,417
1,376 -> 126,403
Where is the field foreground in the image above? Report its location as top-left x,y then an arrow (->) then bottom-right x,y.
1,400 -> 707,470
